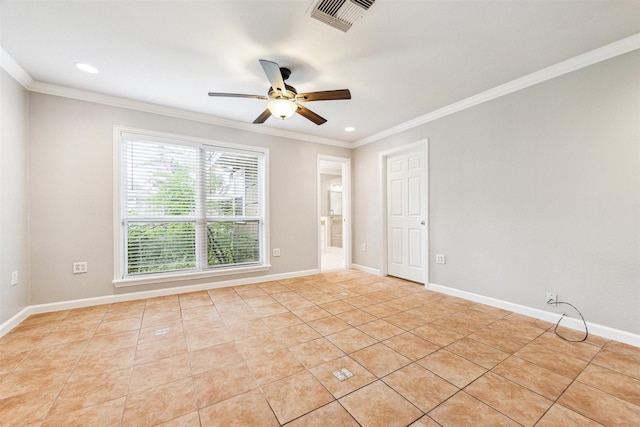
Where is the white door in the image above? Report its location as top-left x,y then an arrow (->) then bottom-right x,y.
387,149 -> 426,283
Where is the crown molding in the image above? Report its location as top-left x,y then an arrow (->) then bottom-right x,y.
0,47 -> 34,88
352,32 -> 640,148
4,33 -> 639,150
0,47 -> 350,148
28,81 -> 352,148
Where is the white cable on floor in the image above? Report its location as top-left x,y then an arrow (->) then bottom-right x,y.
551,301 -> 589,343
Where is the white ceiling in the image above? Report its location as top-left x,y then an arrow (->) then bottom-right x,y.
2,0 -> 639,144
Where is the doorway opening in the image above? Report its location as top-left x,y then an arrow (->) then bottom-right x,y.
318,156 -> 351,271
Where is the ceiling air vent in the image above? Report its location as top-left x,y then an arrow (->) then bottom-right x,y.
310,0 -> 376,32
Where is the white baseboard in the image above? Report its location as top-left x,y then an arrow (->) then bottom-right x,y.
0,268 -> 319,338
428,282 -> 640,348
0,307 -> 32,338
350,263 -> 382,276
4,273 -> 637,349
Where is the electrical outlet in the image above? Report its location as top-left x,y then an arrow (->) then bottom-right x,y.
436,254 -> 446,264
73,262 -> 88,274
362,243 -> 367,251
546,292 -> 557,305
11,271 -> 19,286
272,248 -> 281,257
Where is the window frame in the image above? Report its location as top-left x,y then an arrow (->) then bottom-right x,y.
113,126 -> 270,287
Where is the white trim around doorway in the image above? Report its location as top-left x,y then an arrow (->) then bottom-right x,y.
317,155 -> 352,272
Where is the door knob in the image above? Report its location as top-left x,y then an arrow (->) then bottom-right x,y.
421,221 -> 425,225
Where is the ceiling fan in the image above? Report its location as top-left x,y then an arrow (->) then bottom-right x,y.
208,59 -> 351,125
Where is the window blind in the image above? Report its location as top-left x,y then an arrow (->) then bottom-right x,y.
203,149 -> 262,268
121,136 -> 264,278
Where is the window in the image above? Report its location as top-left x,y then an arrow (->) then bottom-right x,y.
114,129 -> 268,285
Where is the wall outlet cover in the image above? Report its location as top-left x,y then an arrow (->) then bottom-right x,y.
73,262 -> 88,274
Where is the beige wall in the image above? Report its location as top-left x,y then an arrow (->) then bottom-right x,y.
28,93 -> 350,303
6,49 -> 640,338
352,51 -> 640,334
0,69 -> 30,323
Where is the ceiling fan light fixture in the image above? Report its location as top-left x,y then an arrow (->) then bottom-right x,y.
268,98 -> 298,120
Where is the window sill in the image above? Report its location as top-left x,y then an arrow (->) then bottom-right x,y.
112,264 -> 271,288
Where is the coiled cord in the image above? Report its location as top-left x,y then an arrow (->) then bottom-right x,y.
551,301 -> 589,342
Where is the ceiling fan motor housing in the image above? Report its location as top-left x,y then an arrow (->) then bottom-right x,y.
268,84 -> 297,100
280,67 -> 292,81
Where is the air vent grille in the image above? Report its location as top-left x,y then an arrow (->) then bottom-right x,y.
352,0 -> 374,9
310,0 -> 376,32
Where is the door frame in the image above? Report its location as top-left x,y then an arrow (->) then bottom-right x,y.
317,155 -> 352,271
379,139 -> 429,283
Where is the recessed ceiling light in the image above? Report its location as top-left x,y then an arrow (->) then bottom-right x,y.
345,126 -> 355,132
74,62 -> 99,74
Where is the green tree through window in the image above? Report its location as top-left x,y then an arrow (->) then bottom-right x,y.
121,136 -> 264,277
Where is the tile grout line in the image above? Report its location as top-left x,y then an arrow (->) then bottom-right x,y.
115,299 -> 146,427
198,278 -> 454,425
3,271 -> 638,426
38,312 -> 104,425
244,276 -> 424,425
541,343 -> 623,426
443,325 -> 581,426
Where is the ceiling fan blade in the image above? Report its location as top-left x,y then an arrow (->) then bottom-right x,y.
253,108 -> 272,124
259,59 -> 286,96
296,104 -> 327,125
296,89 -> 351,102
208,92 -> 268,100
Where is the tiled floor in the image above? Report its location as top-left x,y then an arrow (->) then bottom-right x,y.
1,269 -> 639,426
